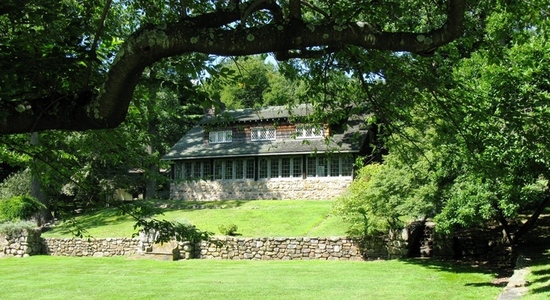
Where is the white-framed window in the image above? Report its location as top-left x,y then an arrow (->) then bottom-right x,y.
296,124 -> 324,139
174,160 -> 212,181
258,156 -> 302,179
251,127 -> 276,141
306,154 -> 353,177
209,130 -> 232,144
213,158 -> 255,180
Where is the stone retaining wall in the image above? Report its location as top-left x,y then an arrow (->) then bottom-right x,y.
37,235 -> 406,261
42,238 -> 142,257
3,223 -> 514,266
193,237 -> 366,260
170,178 -> 352,201
0,229 -> 42,257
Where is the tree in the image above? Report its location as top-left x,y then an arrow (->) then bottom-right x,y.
337,1 -> 550,248
202,55 -> 305,109
0,0 -> 466,134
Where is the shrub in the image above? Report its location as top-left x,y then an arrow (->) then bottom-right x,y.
334,163 -> 413,237
0,195 -> 45,222
0,220 -> 38,236
218,223 -> 239,236
0,169 -> 31,200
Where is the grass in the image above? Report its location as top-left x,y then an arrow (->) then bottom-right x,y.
42,200 -> 350,238
521,247 -> 550,300
0,256 -> 502,300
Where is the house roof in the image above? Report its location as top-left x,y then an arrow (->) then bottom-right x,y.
163,105 -> 371,161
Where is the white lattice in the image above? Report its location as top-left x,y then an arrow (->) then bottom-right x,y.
296,124 -> 323,139
251,127 -> 276,141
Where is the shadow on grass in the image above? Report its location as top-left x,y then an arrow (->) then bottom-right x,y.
148,199 -> 249,211
518,244 -> 550,297
398,257 -> 512,289
44,199 -> 251,237
45,208 -> 133,237
515,214 -> 550,297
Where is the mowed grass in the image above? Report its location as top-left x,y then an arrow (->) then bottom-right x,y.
42,200 -> 350,238
522,247 -> 550,300
0,256 -> 502,300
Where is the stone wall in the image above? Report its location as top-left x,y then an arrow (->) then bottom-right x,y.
192,237 -> 367,260
170,177 -> 352,201
37,235 -> 406,261
0,229 -> 42,257
5,223 -> 514,266
42,238 -> 142,257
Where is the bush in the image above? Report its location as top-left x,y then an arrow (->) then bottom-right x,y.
218,223 -> 239,236
0,220 -> 38,236
0,195 -> 45,222
0,169 -> 31,200
334,163 -> 412,237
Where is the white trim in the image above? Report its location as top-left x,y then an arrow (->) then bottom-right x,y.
209,130 -> 232,144
296,124 -> 324,139
251,127 -> 276,141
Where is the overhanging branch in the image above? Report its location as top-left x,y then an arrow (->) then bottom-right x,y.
0,0 -> 466,134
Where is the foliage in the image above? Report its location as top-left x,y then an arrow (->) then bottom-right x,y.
202,56 -> 306,110
133,218 -> 214,244
334,157 -> 438,236
0,169 -> 31,200
0,0 -> 466,134
0,195 -> 45,222
334,1 -> 550,245
0,220 -> 37,236
218,223 -> 239,236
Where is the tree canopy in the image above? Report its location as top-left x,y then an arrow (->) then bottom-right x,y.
335,1 -> 550,246
0,0 -> 466,134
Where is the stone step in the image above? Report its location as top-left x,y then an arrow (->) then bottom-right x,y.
143,251 -> 179,261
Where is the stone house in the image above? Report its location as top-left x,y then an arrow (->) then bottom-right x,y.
163,104 -> 374,200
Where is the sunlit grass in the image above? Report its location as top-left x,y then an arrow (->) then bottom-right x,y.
42,200 -> 349,238
523,248 -> 550,300
0,256 -> 502,300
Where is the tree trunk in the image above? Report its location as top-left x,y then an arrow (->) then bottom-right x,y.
145,143 -> 157,200
30,132 -> 53,225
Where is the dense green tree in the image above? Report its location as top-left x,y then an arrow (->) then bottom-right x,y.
337,1 -> 550,248
202,55 -> 306,109
0,0 -> 466,134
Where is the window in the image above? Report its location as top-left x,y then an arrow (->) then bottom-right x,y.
258,156 -> 302,179
251,127 -> 276,141
259,158 -> 269,179
174,160 -> 212,181
209,130 -> 232,143
225,159 -> 234,179
214,160 -> 223,179
246,159 -> 255,179
306,154 -> 354,177
212,158 -> 255,180
296,124 -> 324,139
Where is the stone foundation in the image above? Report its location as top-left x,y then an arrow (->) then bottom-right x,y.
170,177 -> 352,201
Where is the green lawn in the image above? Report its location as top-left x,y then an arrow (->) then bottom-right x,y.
42,200 -> 349,238
522,247 -> 550,300
0,256 -> 502,300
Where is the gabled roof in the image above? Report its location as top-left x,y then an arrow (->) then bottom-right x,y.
163,105 -> 371,161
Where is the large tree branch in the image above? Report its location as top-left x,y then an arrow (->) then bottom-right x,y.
0,0 -> 466,134
512,184 -> 550,244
